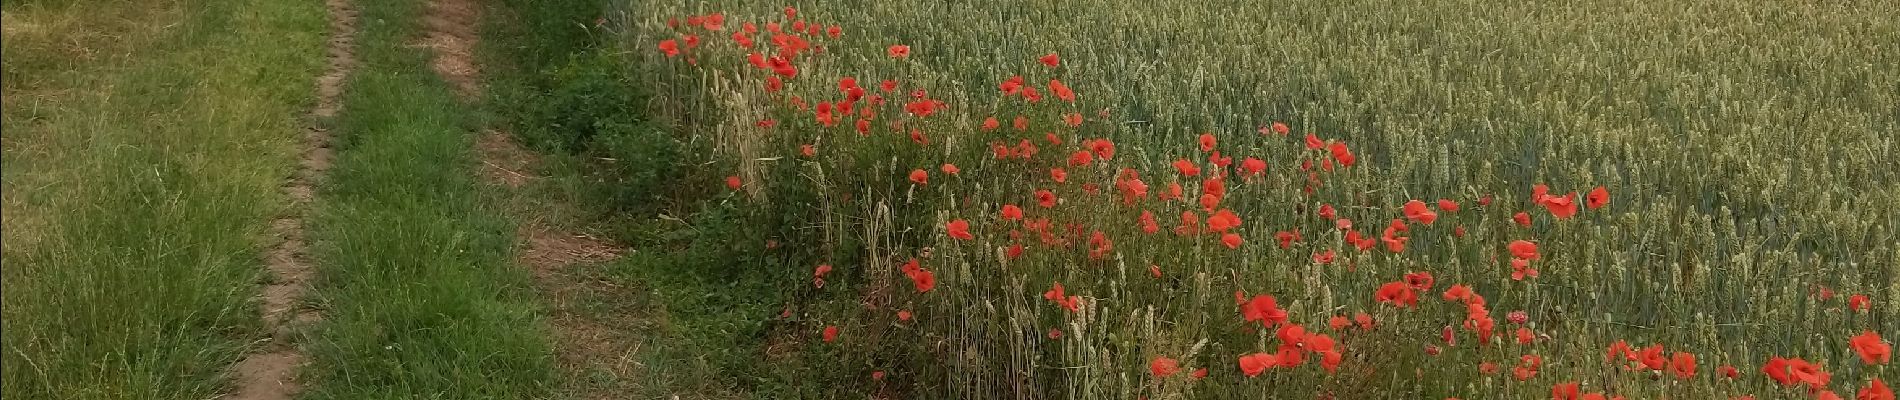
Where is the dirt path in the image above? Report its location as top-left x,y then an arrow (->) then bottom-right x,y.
418,0 -> 640,397
226,0 -> 356,398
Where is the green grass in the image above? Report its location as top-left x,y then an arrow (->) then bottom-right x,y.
298,0 -> 553,397
0,0 -> 326,397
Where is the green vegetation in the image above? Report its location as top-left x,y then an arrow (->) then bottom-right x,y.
0,0 -> 325,397
295,0 -> 555,398
595,0 -> 1897,398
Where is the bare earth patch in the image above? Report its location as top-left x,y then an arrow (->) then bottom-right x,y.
226,0 -> 356,398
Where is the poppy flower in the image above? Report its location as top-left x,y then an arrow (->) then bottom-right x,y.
1197,133 -> 1217,152
1150,357 -> 1181,377
1328,142 -> 1356,166
825,25 -> 842,38
1329,315 -> 1350,330
946,219 -> 974,240
1718,365 -> 1739,379
822,325 -> 839,342
1850,330 -> 1890,365
887,45 -> 910,58
1207,209 -> 1242,232
1552,382 -> 1580,400
1304,133 -> 1325,150
813,264 -> 832,278
1403,200 -> 1439,225
1049,79 -> 1075,102
1850,294 -> 1872,311
724,175 -> 742,190
1438,199 -> 1461,213
981,116 -> 1001,131
764,76 -> 784,93
1062,112 -> 1083,127
1173,159 -> 1201,176
1039,53 -> 1060,67
1515,328 -> 1535,345
1670,352 -> 1696,379
1049,168 -> 1067,183
1220,233 -> 1244,249
1354,312 -> 1374,330
1862,379 -> 1893,400
658,39 -> 681,57
906,267 -> 935,292
1638,345 -> 1666,370
896,310 -> 912,321
1587,186 -> 1610,210
1239,157 -> 1268,176
1375,282 -> 1418,307
1048,328 -> 1063,339
1270,122 -> 1290,135
1238,353 -> 1275,377
1313,250 -> 1335,264
1276,230 -> 1300,248
1139,211 -> 1160,234
908,169 -> 928,185
1006,243 -> 1025,259
1541,192 -> 1580,219
1508,240 -> 1541,260
1513,212 -> 1532,226
1443,284 -> 1475,302
1479,362 -> 1499,375
999,204 -> 1024,221
1190,368 -> 1208,379
1035,189 -> 1058,208
1404,271 -> 1435,290
1087,139 -> 1116,160
1239,295 -> 1288,326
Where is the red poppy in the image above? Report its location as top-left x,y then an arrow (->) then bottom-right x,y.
1403,200 -> 1439,225
1513,211 -> 1532,227
1328,142 -> 1356,166
1239,295 -> 1288,326
1304,133 -> 1325,150
764,76 -> 784,93
1313,250 -> 1335,264
1035,189 -> 1057,208
1638,345 -> 1666,370
1207,209 -> 1242,232
1049,168 -> 1067,183
1375,282 -> 1418,307
999,75 -> 1025,95
658,39 -> 681,57
1220,233 -> 1244,249
1049,79 -> 1075,102
1404,271 -> 1435,290
813,264 -> 832,278
725,176 -> 742,190
1863,379 -> 1893,400
1276,230 -> 1300,249
908,169 -> 928,185
1270,122 -> 1290,135
1190,368 -> 1208,379
1150,357 -> 1181,377
1354,312 -> 1374,330
906,267 -> 935,292
1139,211 -> 1159,234
1173,159 -> 1201,176
1850,294 -> 1872,311
1552,382 -> 1580,400
1670,352 -> 1696,379
1851,330 -> 1890,365
939,163 -> 960,175
1197,133 -> 1217,152
1328,315 -> 1350,331
1587,186 -> 1610,210
1238,353 -> 1275,377
1438,199 -> 1461,213
825,25 -> 842,38
1443,284 -> 1475,302
896,310 -> 912,321
1039,53 -> 1060,67
999,204 -> 1024,221
946,219 -> 973,240
1048,328 -> 1062,339
887,45 -> 910,58
1508,240 -> 1541,260
1541,192 -> 1580,219
822,325 -> 839,342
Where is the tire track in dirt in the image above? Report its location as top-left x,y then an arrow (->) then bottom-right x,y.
227,0 -> 355,398
419,0 -> 639,397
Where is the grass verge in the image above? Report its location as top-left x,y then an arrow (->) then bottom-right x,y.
0,0 -> 325,398
298,0 -> 553,397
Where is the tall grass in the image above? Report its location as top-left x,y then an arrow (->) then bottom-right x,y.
0,0 -> 326,397
296,0 -> 554,397
603,0 -> 1896,398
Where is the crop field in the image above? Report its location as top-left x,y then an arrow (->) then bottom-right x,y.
613,0 -> 1898,398
2,0 -> 1895,398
